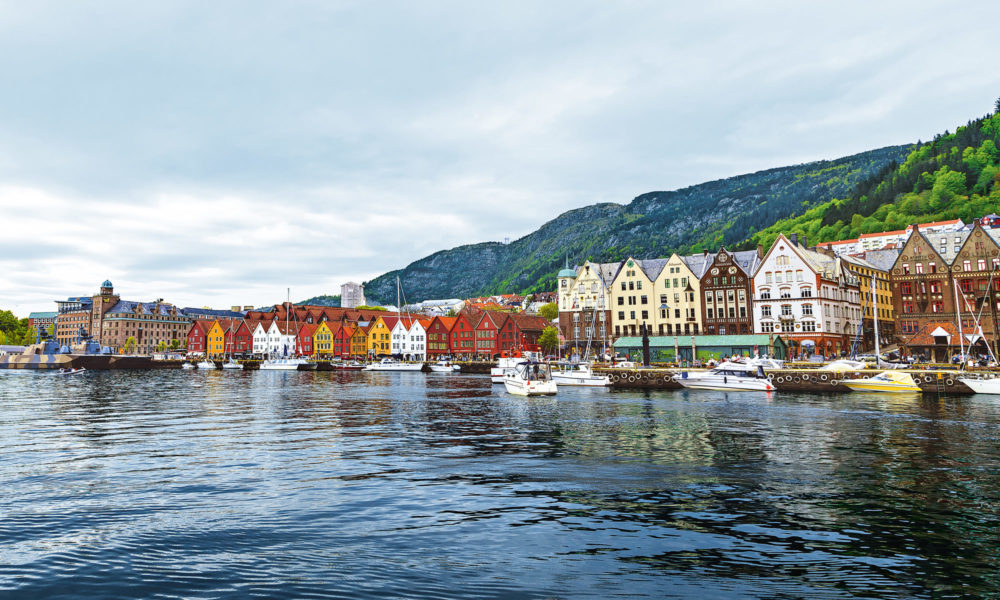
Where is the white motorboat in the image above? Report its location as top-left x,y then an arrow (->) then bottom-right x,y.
57,367 -> 86,375
429,360 -> 460,373
221,359 -> 242,370
503,362 -> 557,396
260,357 -> 311,370
674,360 -> 775,391
181,362 -> 196,370
330,360 -> 365,371
196,360 -> 217,370
363,358 -> 424,372
956,375 -> 1000,394
840,370 -> 922,393
551,362 -> 610,387
491,352 -> 534,383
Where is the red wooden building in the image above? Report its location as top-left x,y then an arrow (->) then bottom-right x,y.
474,311 -> 507,358
449,313 -> 476,357
296,323 -> 316,356
426,316 -> 457,358
186,320 -> 213,353
233,320 -> 254,357
334,325 -> 354,358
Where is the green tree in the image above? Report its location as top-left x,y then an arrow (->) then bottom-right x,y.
538,326 -> 560,354
930,166 -> 967,208
156,341 -> 168,352
538,302 -> 558,321
123,336 -> 137,354
169,339 -> 181,350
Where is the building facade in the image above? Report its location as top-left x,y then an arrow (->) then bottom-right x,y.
341,282 -> 366,309
556,261 -> 615,355
699,248 -> 760,336
753,234 -> 861,358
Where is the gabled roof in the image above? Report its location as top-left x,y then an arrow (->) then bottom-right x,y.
190,320 -> 213,335
431,316 -> 458,330
507,313 -> 550,332
854,249 -> 900,272
682,253 -> 714,279
637,257 -> 670,281
731,249 -> 762,276
913,228 -> 967,265
297,323 -> 317,337
906,321 -> 961,347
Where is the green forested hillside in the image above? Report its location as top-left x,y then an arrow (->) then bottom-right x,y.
749,102 -> 1000,250
364,143 -> 911,302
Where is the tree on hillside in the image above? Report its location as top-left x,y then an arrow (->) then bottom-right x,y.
538,302 -> 558,321
539,326 -> 560,354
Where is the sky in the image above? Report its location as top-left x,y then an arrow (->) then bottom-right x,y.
2,1 -> 1000,314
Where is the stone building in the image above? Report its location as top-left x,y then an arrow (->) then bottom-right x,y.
556,260 -> 615,355
341,281 -> 366,309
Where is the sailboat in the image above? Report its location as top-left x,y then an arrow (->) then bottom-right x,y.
364,277 -> 424,372
261,290 -> 313,371
551,303 -> 610,386
955,273 -> 1000,393
221,320 -> 242,369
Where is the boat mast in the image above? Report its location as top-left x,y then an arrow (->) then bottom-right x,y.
953,276 -> 965,363
871,274 -> 880,365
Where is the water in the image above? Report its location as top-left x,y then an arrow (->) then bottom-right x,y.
1,370 -> 999,599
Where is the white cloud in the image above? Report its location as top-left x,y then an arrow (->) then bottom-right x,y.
2,1 -> 1000,314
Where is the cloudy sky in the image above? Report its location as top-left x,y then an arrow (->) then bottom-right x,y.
3,1 -> 999,314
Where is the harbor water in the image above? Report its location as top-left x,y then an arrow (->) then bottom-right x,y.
1,370 -> 999,599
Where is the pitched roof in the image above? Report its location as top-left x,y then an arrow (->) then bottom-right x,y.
681,253 -> 714,279
906,321 -> 961,347
432,316 -> 458,330
731,249 -> 762,276
507,313 -> 550,331
920,229 -> 969,264
637,257 -> 670,281
859,229 -> 907,239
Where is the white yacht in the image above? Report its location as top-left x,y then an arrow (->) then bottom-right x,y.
221,359 -> 242,370
674,360 -> 775,392
503,362 -> 557,396
363,358 -> 424,372
196,359 -> 217,370
429,359 -> 461,373
551,362 -> 610,387
260,357 -> 311,370
491,352 -> 535,383
956,375 -> 1000,394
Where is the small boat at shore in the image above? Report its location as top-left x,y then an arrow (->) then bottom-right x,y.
551,362 -> 610,387
503,361 -> 557,396
331,361 -> 365,371
221,359 -> 242,370
674,360 -> 775,392
840,371 -> 921,393
364,358 -> 424,372
956,375 -> 1000,394
57,367 -> 86,375
429,360 -> 460,373
260,357 -> 311,370
196,360 -> 217,370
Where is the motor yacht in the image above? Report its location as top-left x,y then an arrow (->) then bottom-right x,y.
674,360 -> 775,391
840,371 -> 921,393
503,361 -> 557,396
955,374 -> 1000,394
551,362 -> 610,387
429,360 -> 461,373
196,359 -> 217,370
363,358 -> 424,372
260,357 -> 311,371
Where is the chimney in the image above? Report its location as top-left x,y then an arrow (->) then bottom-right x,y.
756,244 -> 764,258
790,233 -> 798,246
801,235 -> 807,248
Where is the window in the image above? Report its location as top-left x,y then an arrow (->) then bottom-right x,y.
781,305 -> 792,316
740,306 -> 747,318
781,322 -> 794,333
618,311 -> 625,320
903,302 -> 914,314
761,322 -> 774,333
621,282 -> 626,291
637,281 -> 643,290
901,282 -> 913,295
630,311 -> 635,320
916,263 -> 923,274
760,289 -> 771,300
964,260 -> 972,271
802,304 -> 813,316
640,295 -> 648,305
641,310 -> 648,320
903,263 -> 910,274
802,322 -> 816,332
765,272 -> 773,284
979,259 -> 987,271
779,288 -> 791,299
617,297 -> 624,305
796,270 -> 803,281
775,272 -> 783,283
761,305 -> 771,317
663,295 -> 670,304
932,301 -> 943,313
929,281 -> 941,294
801,287 -> 812,298
961,279 -> 973,293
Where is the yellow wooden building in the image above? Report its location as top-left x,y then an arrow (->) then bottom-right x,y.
313,321 -> 334,357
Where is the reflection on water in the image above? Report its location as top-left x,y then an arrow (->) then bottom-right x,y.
1,370 -> 999,598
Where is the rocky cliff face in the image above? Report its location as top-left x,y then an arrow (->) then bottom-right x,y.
365,144 -> 913,303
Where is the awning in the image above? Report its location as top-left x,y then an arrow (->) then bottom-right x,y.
800,340 -> 816,347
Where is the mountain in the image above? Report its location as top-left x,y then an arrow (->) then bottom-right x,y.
750,106 -> 1000,250
296,294 -> 340,307
364,143 -> 914,303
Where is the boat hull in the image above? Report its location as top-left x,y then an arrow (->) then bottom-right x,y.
551,374 -> 611,387
675,377 -> 774,392
955,377 -> 1000,394
503,379 -> 557,396
840,380 -> 921,393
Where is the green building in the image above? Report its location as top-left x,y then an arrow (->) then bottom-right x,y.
613,334 -> 788,362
